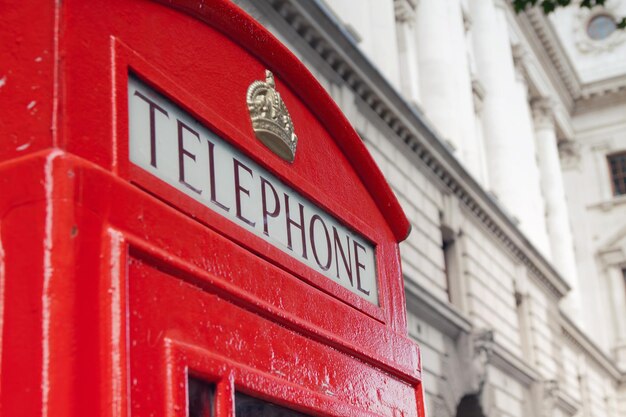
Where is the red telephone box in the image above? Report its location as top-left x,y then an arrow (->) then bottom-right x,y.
0,1 -> 425,416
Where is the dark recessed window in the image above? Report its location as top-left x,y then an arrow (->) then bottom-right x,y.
236,392 -> 311,417
188,377 -> 215,417
587,14 -> 617,40
608,152 -> 626,196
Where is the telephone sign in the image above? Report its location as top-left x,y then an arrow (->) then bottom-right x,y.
128,76 -> 378,303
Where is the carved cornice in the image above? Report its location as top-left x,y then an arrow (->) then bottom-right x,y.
517,7 -> 626,108
555,389 -> 581,416
470,330 -> 495,393
530,97 -> 556,129
524,9 -> 582,100
404,278 -> 472,338
471,78 -> 485,114
540,379 -> 559,417
560,312 -> 622,380
557,139 -> 581,170
490,341 -> 540,386
538,380 -> 580,417
573,3 -> 626,55
462,7 -> 472,33
577,74 -> 626,107
512,44 -> 531,83
394,0 -> 417,23
262,0 -> 571,300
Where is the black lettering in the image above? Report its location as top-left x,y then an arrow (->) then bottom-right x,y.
233,159 -> 256,227
134,90 -> 169,168
261,176 -> 280,236
207,140 -> 230,212
333,227 -> 353,285
284,194 -> 308,259
353,240 -> 370,295
177,120 -> 201,194
310,215 -> 332,270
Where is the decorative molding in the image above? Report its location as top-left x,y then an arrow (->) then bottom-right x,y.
512,44 -> 530,83
489,339 -> 540,386
540,379 -> 559,417
405,278 -> 472,338
470,330 -> 495,393
262,0 -> 571,300
393,0 -> 417,23
516,6 -> 626,108
598,247 -> 626,267
578,78 -> 626,108
471,78 -> 485,114
524,9 -> 582,100
560,312 -> 622,380
597,223 -> 626,265
405,279 -> 542,390
530,97 -> 556,129
462,7 -> 472,33
574,3 -> 626,55
493,0 -> 509,10
557,139 -> 581,170
555,389 -> 581,416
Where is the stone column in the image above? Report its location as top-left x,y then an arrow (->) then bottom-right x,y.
394,0 -> 420,105
532,98 -> 581,319
512,49 -> 551,257
606,266 -> 626,369
469,0 -> 550,255
415,0 -> 478,175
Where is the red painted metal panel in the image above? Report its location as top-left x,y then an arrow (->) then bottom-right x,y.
0,1 -> 425,416
0,2 -> 56,159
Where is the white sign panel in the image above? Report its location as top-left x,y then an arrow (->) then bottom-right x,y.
128,76 -> 378,304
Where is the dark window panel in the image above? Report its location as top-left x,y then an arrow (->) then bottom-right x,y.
188,377 -> 215,417
236,392 -> 312,417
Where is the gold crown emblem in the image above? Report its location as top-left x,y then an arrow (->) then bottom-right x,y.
247,70 -> 298,162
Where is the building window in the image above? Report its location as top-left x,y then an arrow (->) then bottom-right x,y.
587,14 -> 617,40
441,224 -> 462,307
608,152 -> 626,196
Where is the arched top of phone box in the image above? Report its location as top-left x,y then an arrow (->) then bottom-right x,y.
65,0 -> 410,244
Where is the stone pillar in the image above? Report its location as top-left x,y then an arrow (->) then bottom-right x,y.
394,0 -> 420,105
415,0 -> 478,175
469,0 -> 550,255
471,80 -> 490,187
606,266 -> 626,369
532,98 -> 582,320
512,49 -> 551,257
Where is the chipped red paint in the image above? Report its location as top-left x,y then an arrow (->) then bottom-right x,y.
0,1 -> 424,416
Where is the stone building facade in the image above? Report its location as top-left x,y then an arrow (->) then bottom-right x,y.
233,0 -> 626,416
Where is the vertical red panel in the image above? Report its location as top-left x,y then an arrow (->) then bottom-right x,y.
0,1 -> 56,159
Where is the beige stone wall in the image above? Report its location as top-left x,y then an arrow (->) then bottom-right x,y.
462,219 -> 523,357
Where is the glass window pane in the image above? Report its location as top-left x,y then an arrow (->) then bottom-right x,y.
236,392 -> 312,417
587,14 -> 617,40
188,377 -> 215,417
608,152 -> 626,196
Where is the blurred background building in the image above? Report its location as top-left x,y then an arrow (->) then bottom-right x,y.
234,0 -> 626,415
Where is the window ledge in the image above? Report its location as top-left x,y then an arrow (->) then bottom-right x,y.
588,194 -> 626,211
